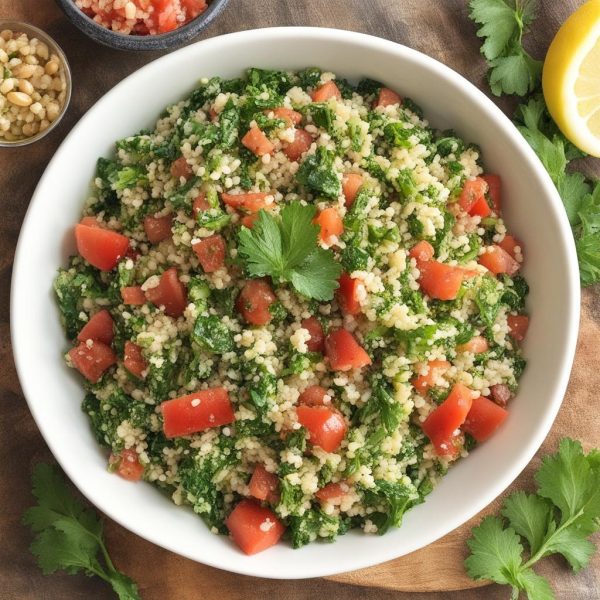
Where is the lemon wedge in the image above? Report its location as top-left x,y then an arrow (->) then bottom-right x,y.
543,0 -> 600,157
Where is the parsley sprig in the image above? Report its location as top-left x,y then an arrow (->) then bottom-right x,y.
470,0 -> 542,96
468,1 -> 600,286
465,439 -> 600,599
23,464 -> 140,600
237,201 -> 343,301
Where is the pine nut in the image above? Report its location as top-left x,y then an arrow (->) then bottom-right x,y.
12,63 -> 36,78
45,60 -> 59,75
0,78 -> 14,94
18,79 -> 34,95
7,91 -> 33,107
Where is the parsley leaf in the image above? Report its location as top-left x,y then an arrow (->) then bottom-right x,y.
237,202 -> 342,300
470,0 -> 542,97
296,147 -> 342,199
23,464 -> 140,600
514,97 -> 600,286
465,438 -> 600,599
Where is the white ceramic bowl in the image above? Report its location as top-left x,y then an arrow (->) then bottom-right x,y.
11,27 -> 580,579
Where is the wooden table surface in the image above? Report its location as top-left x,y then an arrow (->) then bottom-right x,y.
2,0 -> 599,598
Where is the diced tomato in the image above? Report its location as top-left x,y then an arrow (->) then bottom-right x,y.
298,385 -> 328,406
144,214 -> 172,244
498,234 -> 522,259
479,245 -> 520,276
490,383 -> 511,408
459,177 -> 490,217
311,81 -> 341,102
75,223 -> 129,271
409,240 -> 435,262
123,341 -> 147,379
342,173 -> 363,207
109,449 -> 144,482
469,196 -> 492,218
422,383 -> 474,457
226,500 -> 285,555
481,174 -> 501,213
412,360 -> 450,395
236,280 -> 277,326
336,272 -> 363,315
80,216 -> 101,227
418,260 -> 465,301
325,329 -> 372,371
463,396 -> 508,442
271,107 -> 302,127
160,387 -> 234,438
68,341 -> 117,383
457,335 -> 489,354
180,0 -> 207,19
283,128 -> 313,162
170,156 -> 192,179
296,405 -> 347,453
301,317 -> 325,353
241,213 -> 259,229
77,309 -> 114,345
121,286 -> 146,305
315,481 -> 350,504
507,314 -> 529,342
374,87 -> 402,107
193,193 -> 210,216
144,267 -> 187,318
192,234 -> 226,273
314,207 -> 344,243
241,126 -> 274,156
222,192 -> 273,213
248,464 -> 279,503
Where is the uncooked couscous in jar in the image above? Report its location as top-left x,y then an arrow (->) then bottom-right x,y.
55,67 -> 530,555
0,28 -> 67,142
75,0 -> 210,35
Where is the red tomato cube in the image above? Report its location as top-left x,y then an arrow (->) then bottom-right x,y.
160,387 -> 235,438
236,280 -> 276,326
342,173 -> 363,207
77,309 -> 114,345
69,340 -> 117,383
241,126 -> 274,156
192,234 -> 226,273
325,329 -> 371,371
109,449 -> 144,481
296,405 -> 347,453
75,223 -> 129,271
248,464 -> 280,503
144,267 -> 187,318
418,260 -> 465,301
300,317 -> 325,353
123,341 -> 148,379
462,396 -> 508,442
225,500 -> 285,555
422,383 -> 474,457
311,81 -> 341,102
283,128 -> 313,162
144,214 -> 172,244
336,273 -> 363,316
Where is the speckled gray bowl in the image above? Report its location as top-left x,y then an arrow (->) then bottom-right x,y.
55,0 -> 230,51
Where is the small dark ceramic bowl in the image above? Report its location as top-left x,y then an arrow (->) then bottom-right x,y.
55,0 -> 230,51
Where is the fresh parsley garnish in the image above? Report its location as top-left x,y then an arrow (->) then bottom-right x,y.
469,0 -> 542,96
514,97 -> 600,286
468,3 -> 600,286
465,439 -> 600,599
237,202 -> 342,301
23,464 -> 140,600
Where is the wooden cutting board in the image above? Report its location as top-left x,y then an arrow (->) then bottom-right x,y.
2,0 -> 599,598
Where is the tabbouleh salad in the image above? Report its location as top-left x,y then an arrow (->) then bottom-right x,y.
55,67 -> 530,555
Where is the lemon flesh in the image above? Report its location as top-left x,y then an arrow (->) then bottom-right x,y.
543,0 -> 600,157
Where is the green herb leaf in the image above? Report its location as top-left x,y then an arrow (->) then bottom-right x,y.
23,464 -> 141,600
469,0 -> 541,97
465,439 -> 600,599
465,516 -> 524,586
237,202 -> 342,300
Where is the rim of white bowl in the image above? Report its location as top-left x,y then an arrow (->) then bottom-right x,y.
11,27 -> 580,579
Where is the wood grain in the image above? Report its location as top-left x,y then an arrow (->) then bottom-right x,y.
1,0 -> 599,598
